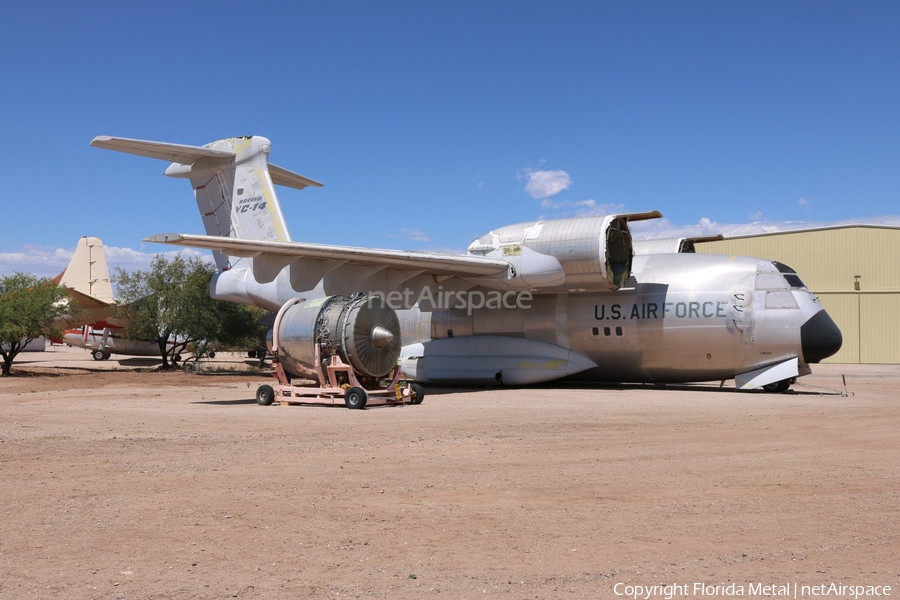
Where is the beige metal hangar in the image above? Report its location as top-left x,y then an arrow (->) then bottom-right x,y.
695,225 -> 900,364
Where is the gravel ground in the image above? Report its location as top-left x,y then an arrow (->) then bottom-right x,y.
1,346 -> 898,599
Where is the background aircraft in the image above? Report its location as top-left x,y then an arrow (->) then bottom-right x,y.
52,236 -> 124,329
60,323 -> 194,362
91,135 -> 842,392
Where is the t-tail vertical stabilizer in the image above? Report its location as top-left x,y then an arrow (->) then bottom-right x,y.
90,135 -> 323,270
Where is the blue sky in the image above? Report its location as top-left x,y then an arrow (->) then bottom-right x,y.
2,1 -> 898,278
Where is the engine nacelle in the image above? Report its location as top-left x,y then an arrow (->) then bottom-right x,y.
271,294 -> 402,381
467,213 -> 659,292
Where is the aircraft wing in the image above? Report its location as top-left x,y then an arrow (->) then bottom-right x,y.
66,288 -> 112,309
145,233 -> 510,294
146,234 -> 507,274
52,288 -> 119,329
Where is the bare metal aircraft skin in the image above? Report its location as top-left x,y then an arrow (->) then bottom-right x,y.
90,135 -> 842,392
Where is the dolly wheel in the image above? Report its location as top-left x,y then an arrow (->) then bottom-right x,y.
344,386 -> 368,410
410,383 -> 425,405
256,384 -> 275,406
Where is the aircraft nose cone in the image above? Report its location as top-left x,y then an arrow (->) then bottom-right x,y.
801,309 -> 843,363
371,325 -> 394,349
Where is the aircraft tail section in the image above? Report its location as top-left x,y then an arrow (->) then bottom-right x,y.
55,236 -> 114,305
90,135 -> 323,270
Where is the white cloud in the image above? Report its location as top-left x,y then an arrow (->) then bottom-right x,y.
538,199 -> 626,219
388,228 -> 430,243
0,244 -> 211,279
629,214 -> 900,241
6,213 -> 900,281
798,197 -> 811,212
0,247 -> 74,278
540,198 -> 597,210
105,246 -> 211,275
523,169 -> 572,200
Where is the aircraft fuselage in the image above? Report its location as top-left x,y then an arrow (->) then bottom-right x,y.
396,252 -> 838,384
214,251 -> 841,387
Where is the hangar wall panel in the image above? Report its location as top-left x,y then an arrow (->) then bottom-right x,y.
816,293 -> 858,364
859,293 -> 900,364
698,227 -> 900,292
697,226 -> 900,364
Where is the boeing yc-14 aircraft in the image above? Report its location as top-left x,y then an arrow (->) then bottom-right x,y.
91,135 -> 842,392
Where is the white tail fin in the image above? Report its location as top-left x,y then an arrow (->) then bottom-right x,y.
51,236 -> 117,329
57,236 -> 114,304
90,135 -> 323,270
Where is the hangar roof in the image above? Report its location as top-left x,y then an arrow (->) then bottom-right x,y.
709,223 -> 900,241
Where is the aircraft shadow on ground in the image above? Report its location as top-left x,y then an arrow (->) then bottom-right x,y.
406,382 -> 843,397
189,382 -> 842,406
552,381 -> 843,397
192,398 -> 414,409
116,358 -> 163,367
193,398 -> 259,406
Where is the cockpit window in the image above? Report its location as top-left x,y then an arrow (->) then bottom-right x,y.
783,274 -> 805,288
772,261 -> 808,289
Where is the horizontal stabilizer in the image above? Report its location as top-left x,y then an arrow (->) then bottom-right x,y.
91,135 -> 323,190
90,135 -> 233,163
269,163 -> 323,190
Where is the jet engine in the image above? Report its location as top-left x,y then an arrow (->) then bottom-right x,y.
271,294 -> 402,381
466,212 -> 660,292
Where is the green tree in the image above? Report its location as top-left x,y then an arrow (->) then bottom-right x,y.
114,255 -> 196,369
115,255 -> 266,369
176,260 -> 268,362
0,273 -> 71,376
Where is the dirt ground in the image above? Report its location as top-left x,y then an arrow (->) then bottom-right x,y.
0,345 -> 898,599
